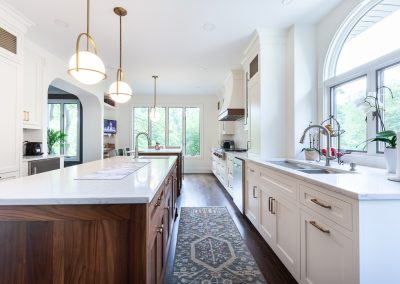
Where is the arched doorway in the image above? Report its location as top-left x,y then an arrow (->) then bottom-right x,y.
47,78 -> 103,163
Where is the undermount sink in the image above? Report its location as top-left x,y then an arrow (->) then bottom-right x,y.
267,160 -> 351,175
138,156 -> 169,159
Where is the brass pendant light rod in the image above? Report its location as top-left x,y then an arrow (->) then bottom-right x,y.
153,75 -> 158,108
86,0 -> 89,51
114,7 -> 127,82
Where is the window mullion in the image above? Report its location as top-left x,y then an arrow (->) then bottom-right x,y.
366,69 -> 377,155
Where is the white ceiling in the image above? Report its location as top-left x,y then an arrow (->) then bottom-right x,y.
7,0 -> 342,96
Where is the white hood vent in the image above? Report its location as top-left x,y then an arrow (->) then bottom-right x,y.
218,70 -> 245,121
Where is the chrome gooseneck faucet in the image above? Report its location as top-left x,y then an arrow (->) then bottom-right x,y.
300,125 -> 331,166
135,132 -> 151,158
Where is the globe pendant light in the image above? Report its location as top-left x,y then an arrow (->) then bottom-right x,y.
108,7 -> 133,104
149,75 -> 160,122
67,0 -> 106,85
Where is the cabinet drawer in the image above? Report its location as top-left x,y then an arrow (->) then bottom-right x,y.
246,162 -> 259,180
259,167 -> 297,201
0,171 -> 18,182
149,186 -> 164,227
299,183 -> 353,231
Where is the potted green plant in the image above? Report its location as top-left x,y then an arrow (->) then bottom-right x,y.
364,130 -> 397,173
47,128 -> 67,155
301,147 -> 320,161
359,86 -> 397,173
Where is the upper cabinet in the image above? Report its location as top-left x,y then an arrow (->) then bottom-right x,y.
242,39 -> 260,154
0,2 -> 33,177
241,31 -> 287,158
23,46 -> 45,129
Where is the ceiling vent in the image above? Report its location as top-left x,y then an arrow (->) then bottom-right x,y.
0,27 -> 17,54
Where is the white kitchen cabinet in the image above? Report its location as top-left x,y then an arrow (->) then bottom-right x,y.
300,210 -> 354,284
247,68 -> 260,154
0,54 -> 21,175
23,47 -> 45,129
259,178 -> 300,280
244,162 -> 259,228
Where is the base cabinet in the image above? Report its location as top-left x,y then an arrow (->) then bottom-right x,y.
300,211 -> 354,284
245,163 -> 259,228
244,162 -> 357,283
259,182 -> 300,280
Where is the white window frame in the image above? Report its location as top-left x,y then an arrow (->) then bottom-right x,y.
322,0 -> 400,166
131,104 -> 203,158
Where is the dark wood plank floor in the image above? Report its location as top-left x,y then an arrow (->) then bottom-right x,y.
165,173 -> 298,284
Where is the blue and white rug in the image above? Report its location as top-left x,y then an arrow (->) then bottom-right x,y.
173,207 -> 266,284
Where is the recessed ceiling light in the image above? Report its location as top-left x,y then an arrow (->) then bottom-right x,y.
203,22 -> 216,32
281,0 -> 294,5
54,19 -> 69,28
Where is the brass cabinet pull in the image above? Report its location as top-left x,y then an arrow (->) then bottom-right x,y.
271,198 -> 276,215
311,198 -> 332,209
250,168 -> 255,173
268,197 -> 272,212
252,186 -> 257,198
155,195 -> 163,206
310,221 -> 330,234
156,224 -> 164,234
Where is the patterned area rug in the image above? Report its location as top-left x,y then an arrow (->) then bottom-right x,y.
172,207 -> 266,284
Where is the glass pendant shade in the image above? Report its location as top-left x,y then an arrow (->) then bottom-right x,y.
68,51 -> 106,85
108,80 -> 133,103
149,107 -> 160,122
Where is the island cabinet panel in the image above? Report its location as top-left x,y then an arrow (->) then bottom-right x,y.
138,151 -> 183,195
0,162 -> 178,284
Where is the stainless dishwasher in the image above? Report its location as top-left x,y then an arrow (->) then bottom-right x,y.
232,158 -> 244,213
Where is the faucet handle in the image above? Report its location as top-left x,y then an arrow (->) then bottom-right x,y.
350,162 -> 357,171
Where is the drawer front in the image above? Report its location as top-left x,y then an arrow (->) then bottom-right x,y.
299,183 -> 353,231
259,167 -> 297,201
246,162 -> 259,180
149,186 -> 165,227
0,171 -> 18,182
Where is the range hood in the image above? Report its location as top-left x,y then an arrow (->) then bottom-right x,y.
218,70 -> 245,121
218,109 -> 245,121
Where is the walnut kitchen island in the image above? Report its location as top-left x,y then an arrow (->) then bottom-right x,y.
0,156 -> 178,284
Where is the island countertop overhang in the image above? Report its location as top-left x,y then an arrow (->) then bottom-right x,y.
0,156 -> 177,206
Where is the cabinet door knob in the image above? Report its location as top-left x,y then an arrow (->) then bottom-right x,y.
309,221 -> 330,234
252,186 -> 257,198
311,198 -> 332,209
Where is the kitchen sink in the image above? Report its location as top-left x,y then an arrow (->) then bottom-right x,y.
267,160 -> 352,174
138,156 -> 169,159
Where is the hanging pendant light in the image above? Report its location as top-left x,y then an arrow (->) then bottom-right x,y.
149,75 -> 160,122
68,0 -> 106,85
108,7 -> 132,104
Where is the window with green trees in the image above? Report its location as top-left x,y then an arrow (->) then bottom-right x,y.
133,106 -> 201,156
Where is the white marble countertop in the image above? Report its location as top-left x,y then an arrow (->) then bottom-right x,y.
22,154 -> 62,162
225,152 -> 400,200
0,156 -> 176,205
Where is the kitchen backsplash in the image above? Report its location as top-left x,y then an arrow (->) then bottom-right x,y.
232,119 -> 248,149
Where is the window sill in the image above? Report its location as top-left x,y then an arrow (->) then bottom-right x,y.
341,152 -> 386,169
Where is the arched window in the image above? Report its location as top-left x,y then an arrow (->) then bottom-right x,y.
336,1 -> 400,75
324,0 -> 400,154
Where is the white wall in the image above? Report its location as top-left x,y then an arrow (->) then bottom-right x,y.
115,95 -> 218,173
23,39 -> 107,162
286,25 -> 318,159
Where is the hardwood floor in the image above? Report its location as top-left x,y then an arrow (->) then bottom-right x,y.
164,174 -> 298,284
